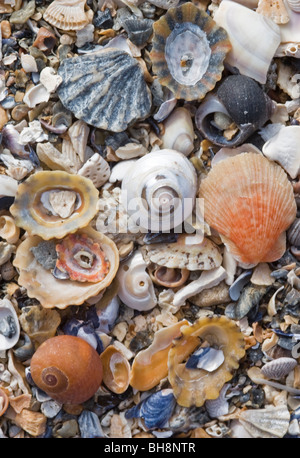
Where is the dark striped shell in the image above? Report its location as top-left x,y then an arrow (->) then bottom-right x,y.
150,2 -> 231,101
57,48 -> 152,132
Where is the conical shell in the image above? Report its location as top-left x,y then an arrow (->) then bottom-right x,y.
198,153 -> 297,265
43,0 -> 89,31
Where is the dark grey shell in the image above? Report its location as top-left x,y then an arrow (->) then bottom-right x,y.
287,218 -> 300,246
57,49 -> 152,132
122,17 -> 154,46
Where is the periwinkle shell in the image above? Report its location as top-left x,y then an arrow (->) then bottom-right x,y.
57,49 -> 152,132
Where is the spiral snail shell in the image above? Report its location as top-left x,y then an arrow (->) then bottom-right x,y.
30,335 -> 103,404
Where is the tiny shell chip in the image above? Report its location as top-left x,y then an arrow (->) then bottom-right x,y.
78,153 -> 110,188
57,48 -> 152,132
10,171 -> 99,240
150,2 -> 231,101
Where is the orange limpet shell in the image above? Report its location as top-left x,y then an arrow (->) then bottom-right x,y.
199,152 -> 297,265
168,315 -> 245,407
100,346 -> 130,394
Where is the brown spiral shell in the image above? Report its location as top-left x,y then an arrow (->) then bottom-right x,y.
30,335 -> 103,404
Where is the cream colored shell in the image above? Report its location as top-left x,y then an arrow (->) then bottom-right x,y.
43,0 -> 90,31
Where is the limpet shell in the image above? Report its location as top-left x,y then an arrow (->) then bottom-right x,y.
0,297 -> 20,351
168,315 -> 245,407
57,48 -> 152,132
261,357 -> 297,380
100,345 -> 130,394
43,0 -> 90,31
150,2 -> 231,101
13,226 -> 119,309
10,171 -> 99,240
198,153 -> 297,265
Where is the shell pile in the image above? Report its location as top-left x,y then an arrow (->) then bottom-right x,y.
1,0 -> 300,441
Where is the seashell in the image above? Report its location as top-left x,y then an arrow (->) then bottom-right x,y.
149,265 -> 189,288
19,305 -> 61,346
78,153 -> 110,189
100,345 -> 130,394
23,83 -> 50,109
0,297 -> 20,351
168,315 -> 245,407
256,0 -> 289,24
57,48 -> 152,132
36,142 -> 82,175
141,234 -> 222,271
0,387 -> 9,417
1,124 -> 29,158
160,107 -> 194,156
10,171 -> 99,240
186,346 -> 225,371
280,0 -> 300,42
277,60 -> 300,100
122,17 -> 154,46
198,152 -> 297,265
5,408 -> 47,437
286,0 -> 300,11
150,2 -> 231,101
195,75 -> 274,148
261,357 -> 297,380
0,215 -> 20,244
43,0 -> 90,31
130,320 -> 188,391
229,270 -> 252,301
117,250 -> 157,311
205,383 -> 230,419
40,67 -> 62,94
32,27 -> 57,52
78,410 -> 105,438
67,120 -> 90,163
276,42 -> 300,58
125,389 -> 176,429
214,1 -> 281,84
262,126 -> 300,179
30,335 -> 103,405
287,218 -> 300,246
0,175 -> 18,198
121,150 -> 197,232
0,242 -> 15,267
20,54 -> 38,73
238,405 -> 290,438
13,333 -> 35,362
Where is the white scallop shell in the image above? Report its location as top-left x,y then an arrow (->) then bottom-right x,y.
0,297 -> 20,351
161,107 -> 194,156
261,357 -> 297,380
117,250 -> 157,311
214,1 -> 281,84
121,150 -> 197,232
238,405 -> 290,438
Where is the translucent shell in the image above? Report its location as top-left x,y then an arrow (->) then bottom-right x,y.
100,345 -> 130,394
10,171 -> 99,240
130,320 -> 188,392
13,226 -> 119,309
168,315 -> 245,407
198,153 -> 297,265
150,2 -> 231,101
30,335 -> 103,405
43,0 -> 89,31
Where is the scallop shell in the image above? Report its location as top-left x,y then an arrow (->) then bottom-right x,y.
160,107 -> 194,156
168,315 -> 245,407
117,250 -> 157,311
0,297 -> 20,351
261,357 -> 297,380
121,150 -> 197,232
43,0 -> 89,31
13,226 -> 119,309
100,345 -> 130,394
287,0 -> 300,12
256,0 -> 290,24
10,171 -> 99,240
198,153 -> 297,265
30,335 -> 103,405
238,405 -> 290,438
214,1 -> 281,84
57,48 -> 152,132
150,2 -> 231,101
130,320 -> 188,391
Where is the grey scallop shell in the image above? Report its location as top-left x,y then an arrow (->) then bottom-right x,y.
287,218 -> 300,246
57,48 -> 152,132
261,357 -> 297,380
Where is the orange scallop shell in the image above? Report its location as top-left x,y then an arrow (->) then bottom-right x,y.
198,153 -> 297,265
30,335 -> 103,405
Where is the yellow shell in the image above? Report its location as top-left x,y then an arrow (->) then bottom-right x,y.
13,226 -> 119,309
100,346 -> 130,394
0,215 -> 20,244
168,315 -> 245,407
198,153 -> 297,265
10,171 -> 99,240
43,0 -> 89,31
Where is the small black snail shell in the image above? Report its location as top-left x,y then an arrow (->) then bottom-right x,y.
195,75 -> 275,147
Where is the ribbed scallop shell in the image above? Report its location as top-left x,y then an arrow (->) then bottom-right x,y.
238,405 -> 290,438
261,357 -> 297,380
43,0 -> 89,31
150,2 -> 231,101
198,153 -> 297,265
57,49 -> 152,132
168,315 -> 245,407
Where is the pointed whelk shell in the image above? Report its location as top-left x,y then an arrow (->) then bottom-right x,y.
150,2 -> 231,101
43,0 -> 90,31
214,1 -> 281,84
198,153 -> 297,265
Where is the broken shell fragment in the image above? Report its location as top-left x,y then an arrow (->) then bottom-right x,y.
100,345 -> 130,394
13,227 -> 119,309
32,27 -> 57,52
78,153 -> 110,189
10,171 -> 99,240
0,297 -> 20,351
287,0 -> 300,12
256,0 -> 290,24
168,315 -> 245,407
198,153 -> 297,265
57,49 -> 152,132
149,265 -> 189,288
150,2 -> 231,101
0,215 -> 20,244
161,107 -> 194,156
0,387 -> 9,417
261,357 -> 297,380
30,335 -> 103,404
43,0 -> 90,31
238,405 -> 290,438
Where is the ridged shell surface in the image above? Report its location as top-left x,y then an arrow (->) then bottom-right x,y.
199,153 -> 297,265
57,49 -> 152,132
238,405 -> 290,438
